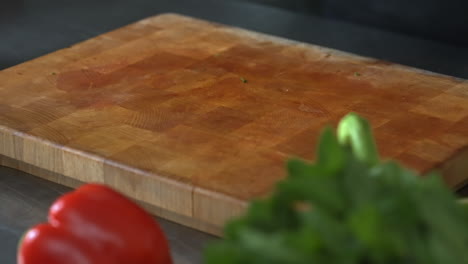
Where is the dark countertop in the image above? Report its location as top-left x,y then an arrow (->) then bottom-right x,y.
1,1 -> 468,263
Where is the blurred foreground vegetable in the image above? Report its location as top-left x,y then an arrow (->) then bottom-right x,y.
204,113 -> 468,264
17,184 -> 172,264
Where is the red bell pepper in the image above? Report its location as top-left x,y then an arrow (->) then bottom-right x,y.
18,183 -> 173,264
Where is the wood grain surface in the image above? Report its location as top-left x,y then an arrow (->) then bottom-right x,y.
1,13 -> 468,235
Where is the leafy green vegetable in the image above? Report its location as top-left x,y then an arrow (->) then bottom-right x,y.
204,113 -> 468,264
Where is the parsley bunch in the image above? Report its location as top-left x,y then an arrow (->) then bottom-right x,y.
204,113 -> 468,264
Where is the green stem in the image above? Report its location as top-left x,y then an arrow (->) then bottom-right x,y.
337,113 -> 379,166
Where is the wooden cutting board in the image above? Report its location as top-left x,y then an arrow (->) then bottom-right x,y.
1,13 -> 468,235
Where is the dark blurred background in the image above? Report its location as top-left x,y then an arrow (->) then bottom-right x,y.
232,0 -> 468,47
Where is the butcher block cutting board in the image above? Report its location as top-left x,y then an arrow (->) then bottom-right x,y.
1,13 -> 468,235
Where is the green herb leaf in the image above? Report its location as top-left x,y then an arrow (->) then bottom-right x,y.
204,113 -> 468,264
316,126 -> 345,173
